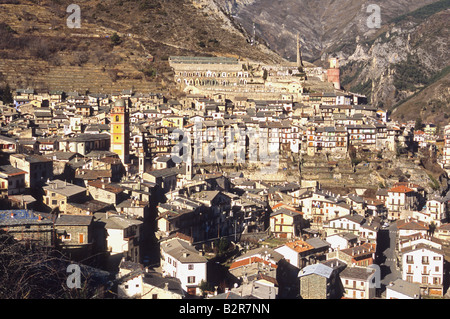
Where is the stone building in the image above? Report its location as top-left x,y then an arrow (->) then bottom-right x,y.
43,180 -> 88,213
0,210 -> 53,246
298,263 -> 340,299
87,180 -> 125,205
169,56 -> 248,88
54,214 -> 94,261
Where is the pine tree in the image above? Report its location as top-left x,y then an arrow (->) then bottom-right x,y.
110,33 -> 122,46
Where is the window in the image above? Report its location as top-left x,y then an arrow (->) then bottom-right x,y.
188,264 -> 194,270
187,276 -> 196,284
422,256 -> 429,264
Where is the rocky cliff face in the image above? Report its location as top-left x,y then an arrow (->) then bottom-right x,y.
215,0 -> 450,123
338,6 -> 449,118
215,0 -> 439,61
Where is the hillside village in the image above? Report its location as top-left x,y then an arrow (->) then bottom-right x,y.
1,54 -> 450,300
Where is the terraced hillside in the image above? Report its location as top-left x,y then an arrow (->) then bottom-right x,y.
0,0 -> 284,94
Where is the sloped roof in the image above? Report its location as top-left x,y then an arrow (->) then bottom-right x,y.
340,266 -> 375,281
54,214 -> 93,226
285,240 -> 314,253
161,238 -> 207,263
387,185 -> 414,193
397,218 -> 428,231
386,279 -> 420,298
298,263 -> 333,279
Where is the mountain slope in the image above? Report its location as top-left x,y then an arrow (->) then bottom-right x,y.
390,67 -> 450,126
337,2 -> 449,115
0,0 -> 284,94
215,0 -> 439,62
216,0 -> 449,124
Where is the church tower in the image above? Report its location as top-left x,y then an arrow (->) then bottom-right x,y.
327,57 -> 341,90
111,98 -> 130,164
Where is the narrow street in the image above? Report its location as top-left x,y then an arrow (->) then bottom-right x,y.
377,221 -> 401,296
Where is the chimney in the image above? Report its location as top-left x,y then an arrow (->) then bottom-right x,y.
164,283 -> 169,291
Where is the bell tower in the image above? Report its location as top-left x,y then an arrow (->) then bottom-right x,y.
111,98 -> 130,164
327,57 -> 341,90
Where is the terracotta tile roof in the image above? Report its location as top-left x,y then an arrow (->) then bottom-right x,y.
285,240 -> 314,253
393,182 -> 424,190
271,203 -> 302,215
397,218 -> 428,230
387,185 -> 414,193
87,180 -> 124,194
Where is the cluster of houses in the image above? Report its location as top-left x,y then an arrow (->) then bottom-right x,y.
0,60 -> 449,300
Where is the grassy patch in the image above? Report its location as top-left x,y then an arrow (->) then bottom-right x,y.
260,236 -> 289,248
